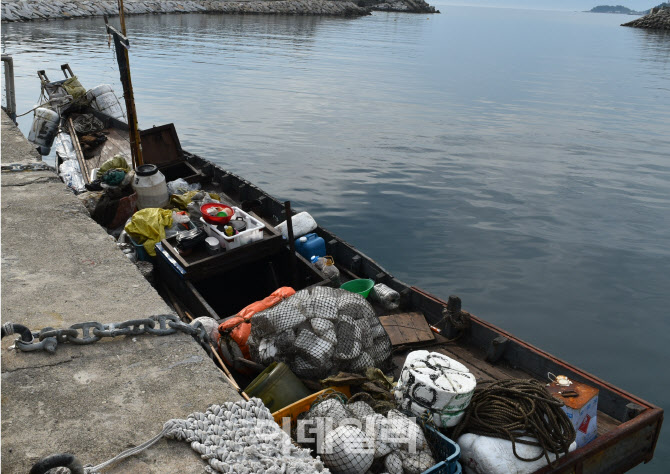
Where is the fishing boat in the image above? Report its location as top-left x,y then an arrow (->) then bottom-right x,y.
155,147 -> 663,474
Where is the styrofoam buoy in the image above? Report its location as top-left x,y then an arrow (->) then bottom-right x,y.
86,84 -> 126,122
394,350 -> 476,427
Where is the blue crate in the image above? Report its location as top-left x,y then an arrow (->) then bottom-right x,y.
422,424 -> 461,474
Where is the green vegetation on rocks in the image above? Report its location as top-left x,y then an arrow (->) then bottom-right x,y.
590,5 -> 637,14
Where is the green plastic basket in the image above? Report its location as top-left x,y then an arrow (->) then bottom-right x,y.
340,278 -> 375,298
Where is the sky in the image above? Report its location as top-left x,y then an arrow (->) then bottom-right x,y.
432,1 -> 660,11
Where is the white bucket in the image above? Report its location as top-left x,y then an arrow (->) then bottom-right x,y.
132,164 -> 169,209
28,107 -> 60,155
394,350 -> 476,427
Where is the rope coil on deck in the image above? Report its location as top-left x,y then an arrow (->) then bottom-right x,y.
451,379 -> 576,467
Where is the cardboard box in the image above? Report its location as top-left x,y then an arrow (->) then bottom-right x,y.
547,379 -> 598,448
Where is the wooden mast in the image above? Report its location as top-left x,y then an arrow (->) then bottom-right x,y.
105,0 -> 143,168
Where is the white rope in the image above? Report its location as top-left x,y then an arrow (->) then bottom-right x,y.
85,398 -> 328,473
85,428 -> 168,473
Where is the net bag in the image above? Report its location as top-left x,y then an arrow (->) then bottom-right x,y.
218,287 -> 295,373
300,396 -> 435,474
249,287 -> 392,379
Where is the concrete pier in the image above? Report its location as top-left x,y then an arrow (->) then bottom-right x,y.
1,110 -> 241,472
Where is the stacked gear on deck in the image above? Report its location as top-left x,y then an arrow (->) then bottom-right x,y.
248,286 -> 393,379
299,394 -> 436,474
452,379 -> 577,474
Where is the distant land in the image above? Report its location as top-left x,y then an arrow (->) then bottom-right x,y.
589,2 -> 669,14
590,5 -> 639,13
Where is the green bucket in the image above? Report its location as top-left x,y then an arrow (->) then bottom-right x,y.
243,362 -> 311,413
340,279 -> 375,298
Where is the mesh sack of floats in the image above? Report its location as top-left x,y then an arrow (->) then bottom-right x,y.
248,286 -> 392,379
218,287 -> 296,374
298,392 -> 436,474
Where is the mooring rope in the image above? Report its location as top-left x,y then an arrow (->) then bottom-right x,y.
83,398 -> 325,473
451,379 -> 576,466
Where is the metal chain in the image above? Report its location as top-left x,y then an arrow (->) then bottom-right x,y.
14,314 -> 212,357
1,162 -> 55,172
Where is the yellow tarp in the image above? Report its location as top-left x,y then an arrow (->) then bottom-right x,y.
170,190 -> 221,210
124,208 -> 173,257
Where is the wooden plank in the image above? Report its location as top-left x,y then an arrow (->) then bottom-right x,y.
95,128 -> 131,168
68,117 -> 90,184
379,312 -> 435,346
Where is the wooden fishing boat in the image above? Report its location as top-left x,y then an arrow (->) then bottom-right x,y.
149,149 -> 663,474
39,64 -> 663,474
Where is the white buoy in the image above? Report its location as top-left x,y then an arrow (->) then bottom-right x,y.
394,350 -> 476,427
86,84 -> 126,121
28,107 -> 60,155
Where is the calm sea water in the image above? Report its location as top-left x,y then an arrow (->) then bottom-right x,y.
2,5 -> 669,470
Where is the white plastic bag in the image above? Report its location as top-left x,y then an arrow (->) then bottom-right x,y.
167,178 -> 200,195
59,160 -> 86,194
275,211 -> 318,240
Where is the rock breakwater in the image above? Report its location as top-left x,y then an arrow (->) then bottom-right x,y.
1,0 -> 438,22
360,0 -> 438,13
622,7 -> 670,29
1,0 -> 370,22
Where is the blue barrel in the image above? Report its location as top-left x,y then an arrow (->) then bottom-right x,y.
295,233 -> 326,260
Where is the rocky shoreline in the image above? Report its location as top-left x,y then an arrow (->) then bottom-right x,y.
1,0 -> 437,22
622,7 -> 670,29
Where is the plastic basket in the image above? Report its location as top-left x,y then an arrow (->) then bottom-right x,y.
272,386 -> 351,426
201,206 -> 265,251
422,424 -> 461,474
128,235 -> 153,262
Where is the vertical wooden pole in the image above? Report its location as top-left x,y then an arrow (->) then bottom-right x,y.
284,201 -> 299,287
116,0 -> 143,168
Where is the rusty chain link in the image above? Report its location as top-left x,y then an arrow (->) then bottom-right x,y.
14,314 -> 212,357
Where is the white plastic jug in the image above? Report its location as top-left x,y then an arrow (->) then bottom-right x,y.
28,107 -> 60,155
132,164 -> 169,209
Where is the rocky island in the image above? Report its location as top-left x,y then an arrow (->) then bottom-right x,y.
1,0 -> 438,22
622,5 -> 670,29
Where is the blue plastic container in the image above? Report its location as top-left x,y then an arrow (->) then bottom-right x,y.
294,233 -> 326,260
422,424 -> 461,474
128,235 -> 154,262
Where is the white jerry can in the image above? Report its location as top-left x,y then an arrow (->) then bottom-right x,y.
85,84 -> 126,122
28,107 -> 60,155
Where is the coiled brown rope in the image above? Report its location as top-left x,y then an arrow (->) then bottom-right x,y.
452,379 -> 576,466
